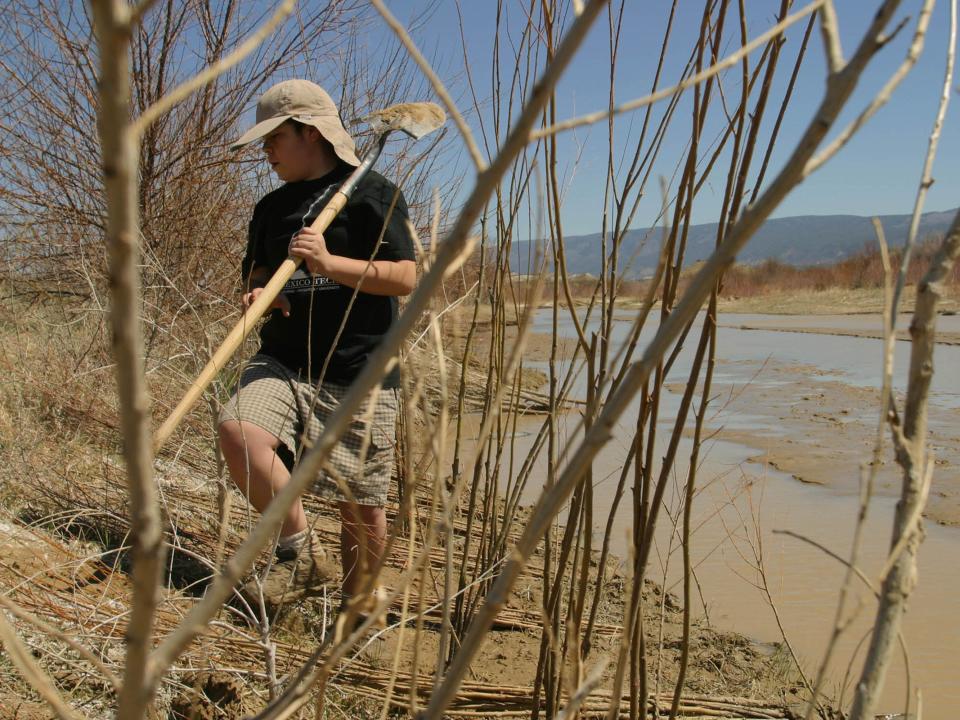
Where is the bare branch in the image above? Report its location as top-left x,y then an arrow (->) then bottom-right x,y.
370,0 -> 487,172
554,657 -> 609,720
879,457 -> 934,581
132,0 -> 296,135
7,2 -> 950,717
818,0 -> 844,73
774,530 -> 878,596
89,2 -> 164,717
0,595 -> 121,693
427,2 -> 911,717
0,610 -> 84,720
149,0 -> 610,692
528,0 -> 823,141
805,0 -> 936,175
891,0 -> 957,315
849,207 -> 960,719
129,0 -> 163,27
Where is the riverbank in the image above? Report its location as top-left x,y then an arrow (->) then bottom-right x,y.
508,299 -> 960,527
3,286 -> 956,717
0,299 -> 805,718
0,440 -> 803,719
528,284 -> 959,317
508,302 -> 960,719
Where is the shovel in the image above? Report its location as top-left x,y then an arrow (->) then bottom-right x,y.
153,102 -> 446,452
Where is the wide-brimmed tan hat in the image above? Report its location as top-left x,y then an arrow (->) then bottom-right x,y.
230,79 -> 360,166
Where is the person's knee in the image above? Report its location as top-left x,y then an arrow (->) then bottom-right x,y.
340,502 -> 383,524
341,506 -> 386,553
218,420 -> 244,457
219,420 -> 277,460
359,505 -> 385,525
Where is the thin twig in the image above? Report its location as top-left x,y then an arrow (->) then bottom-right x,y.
369,0 -> 486,172
891,0 -> 957,317
132,0 -> 296,135
818,0 -> 844,73
849,207 -> 960,719
554,657 -> 609,720
774,530 -> 879,597
528,0 -> 823,141
0,595 -> 121,692
426,3 -> 910,718
0,610 -> 83,720
129,0 -> 163,26
805,0 -> 936,175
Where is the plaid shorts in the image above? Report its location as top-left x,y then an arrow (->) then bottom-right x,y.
218,354 -> 398,506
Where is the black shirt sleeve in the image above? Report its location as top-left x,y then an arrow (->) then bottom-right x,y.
240,219 -> 257,282
241,201 -> 271,285
351,173 -> 416,263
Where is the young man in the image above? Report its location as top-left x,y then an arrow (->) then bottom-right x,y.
219,79 -> 415,611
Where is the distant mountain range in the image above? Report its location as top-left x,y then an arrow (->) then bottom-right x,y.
509,208 -> 958,278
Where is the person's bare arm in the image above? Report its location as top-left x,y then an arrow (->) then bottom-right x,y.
289,227 -> 416,296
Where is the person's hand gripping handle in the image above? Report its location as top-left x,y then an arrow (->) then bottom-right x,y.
152,101 -> 444,453
152,191 -> 349,452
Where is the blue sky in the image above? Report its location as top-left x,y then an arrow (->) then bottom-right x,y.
374,1 -> 959,238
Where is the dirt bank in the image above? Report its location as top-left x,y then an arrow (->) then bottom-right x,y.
686,357 -> 960,527
664,311 -> 960,527
717,312 -> 960,346
715,285 -> 958,316
0,476 -> 803,719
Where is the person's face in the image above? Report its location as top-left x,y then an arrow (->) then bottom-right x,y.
262,122 -> 320,182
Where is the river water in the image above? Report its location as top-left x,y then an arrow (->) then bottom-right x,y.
508,310 -> 960,718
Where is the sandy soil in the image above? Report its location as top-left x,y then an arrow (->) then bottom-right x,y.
717,286 -> 959,316
650,306 -> 960,528
717,312 -> 960,346
445,300 -> 584,367
516,327 -> 579,362
7,292 -> 955,717
0,504 -> 799,719
364,568 -> 792,701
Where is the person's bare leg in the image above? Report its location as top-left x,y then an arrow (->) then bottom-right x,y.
219,419 -> 307,537
339,502 -> 386,598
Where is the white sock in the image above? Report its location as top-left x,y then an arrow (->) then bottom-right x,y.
277,528 -> 310,553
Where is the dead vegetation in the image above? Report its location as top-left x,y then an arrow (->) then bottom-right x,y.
0,299 -> 798,718
512,240 -> 960,316
714,241 -> 960,305
0,0 -> 956,718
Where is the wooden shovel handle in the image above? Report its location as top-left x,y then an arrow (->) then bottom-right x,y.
152,190 -> 349,452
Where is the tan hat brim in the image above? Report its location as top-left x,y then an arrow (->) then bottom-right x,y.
230,114 -> 361,167
229,116 -> 288,151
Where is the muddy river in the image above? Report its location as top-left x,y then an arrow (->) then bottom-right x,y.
507,311 -> 960,719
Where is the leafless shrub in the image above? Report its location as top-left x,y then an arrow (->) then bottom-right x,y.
0,0 -> 950,718
714,239 -> 960,299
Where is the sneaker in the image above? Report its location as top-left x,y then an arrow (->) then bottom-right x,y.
242,535 -> 338,612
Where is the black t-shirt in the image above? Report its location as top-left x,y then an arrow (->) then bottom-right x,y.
242,163 -> 414,388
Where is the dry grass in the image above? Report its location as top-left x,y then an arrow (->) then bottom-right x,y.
0,287 -> 806,718
716,286 -> 919,315
506,241 -> 960,317
2,0 -> 936,714
713,240 -> 959,313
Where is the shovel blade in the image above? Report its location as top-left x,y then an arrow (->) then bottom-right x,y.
366,102 -> 446,140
